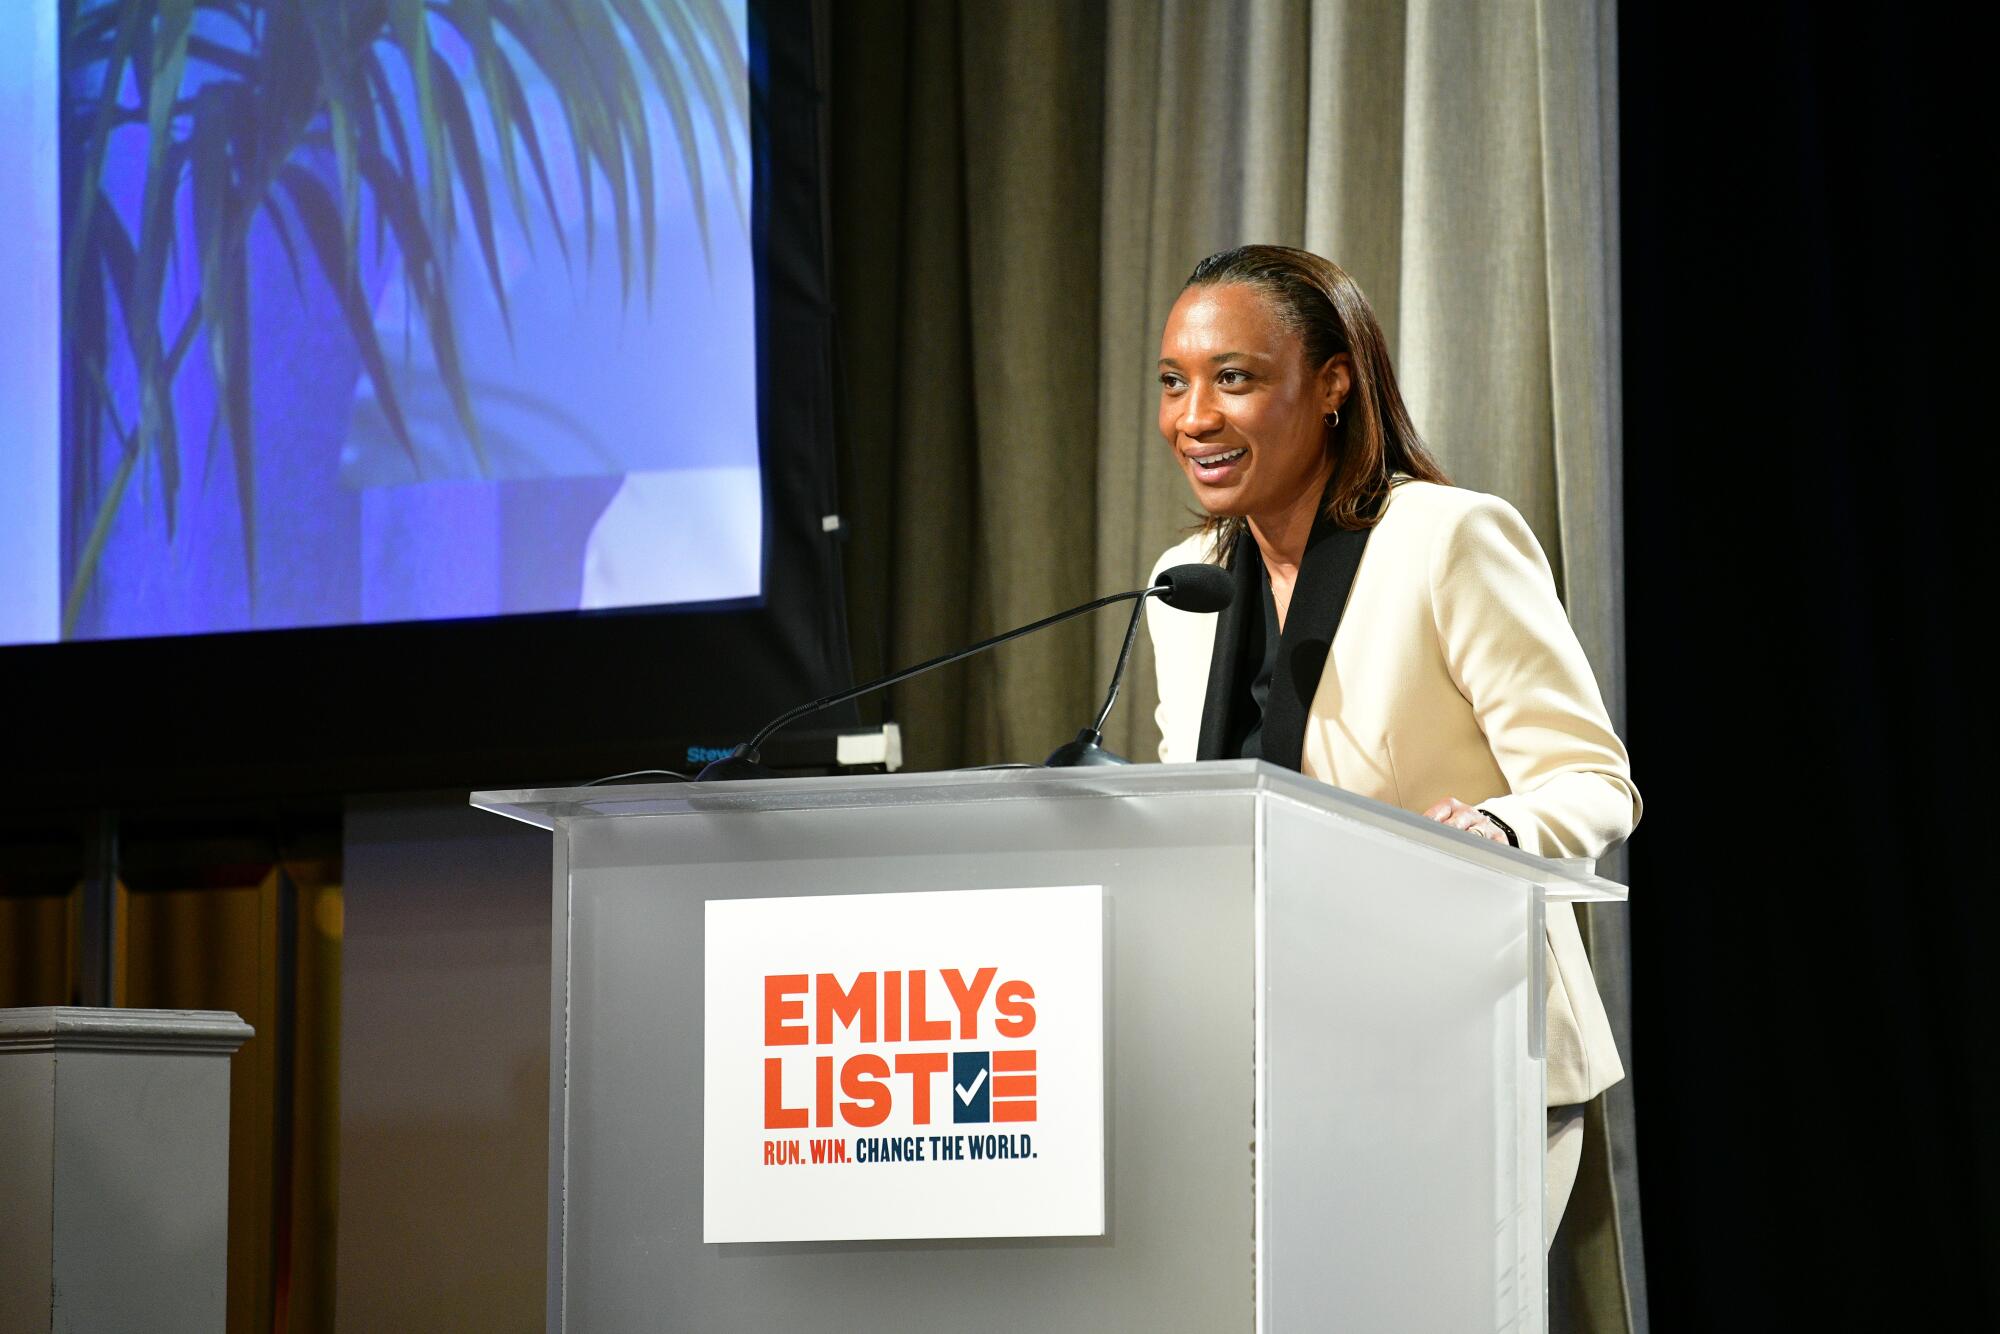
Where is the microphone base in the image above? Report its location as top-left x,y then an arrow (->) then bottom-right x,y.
1044,729 -> 1130,768
694,747 -> 773,782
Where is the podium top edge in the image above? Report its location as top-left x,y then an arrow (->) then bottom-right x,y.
469,760 -> 1626,902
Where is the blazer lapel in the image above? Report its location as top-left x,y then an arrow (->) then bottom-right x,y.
1259,518 -> 1371,773
1194,529 -> 1261,761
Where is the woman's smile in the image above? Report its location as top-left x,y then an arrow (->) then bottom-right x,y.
1185,444 -> 1249,485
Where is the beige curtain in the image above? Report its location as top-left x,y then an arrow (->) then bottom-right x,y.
831,3 -> 1637,1326
831,0 -> 1110,773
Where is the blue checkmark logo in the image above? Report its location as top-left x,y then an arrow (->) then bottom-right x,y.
952,1051 -> 991,1123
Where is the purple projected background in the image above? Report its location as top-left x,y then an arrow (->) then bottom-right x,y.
23,0 -> 757,647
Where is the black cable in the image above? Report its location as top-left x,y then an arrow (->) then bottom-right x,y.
581,768 -> 695,787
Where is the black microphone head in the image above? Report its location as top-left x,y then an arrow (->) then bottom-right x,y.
1154,562 -> 1234,613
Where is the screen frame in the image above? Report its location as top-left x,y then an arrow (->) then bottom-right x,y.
1,0 -> 852,809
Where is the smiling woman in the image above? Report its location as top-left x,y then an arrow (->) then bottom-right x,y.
1145,243 -> 1642,1248
1158,246 -> 1448,571
1157,281 -> 1343,579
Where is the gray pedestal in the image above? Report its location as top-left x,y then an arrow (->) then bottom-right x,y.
0,1007 -> 252,1334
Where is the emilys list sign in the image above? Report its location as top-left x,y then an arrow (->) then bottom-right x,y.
702,885 -> 1104,1243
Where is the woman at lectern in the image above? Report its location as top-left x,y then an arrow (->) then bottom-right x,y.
1143,245 -> 1640,1245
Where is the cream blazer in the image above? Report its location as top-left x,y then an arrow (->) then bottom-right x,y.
1146,479 -> 1640,1106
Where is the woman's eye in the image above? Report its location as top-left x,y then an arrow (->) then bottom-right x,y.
1218,369 -> 1250,386
1159,374 -> 1184,390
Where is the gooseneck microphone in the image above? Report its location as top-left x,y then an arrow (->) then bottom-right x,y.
1045,562 -> 1232,767
696,564 -> 1235,781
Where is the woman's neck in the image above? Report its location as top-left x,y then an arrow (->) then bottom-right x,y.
1246,463 -> 1333,583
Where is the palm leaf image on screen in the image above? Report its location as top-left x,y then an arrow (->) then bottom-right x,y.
60,0 -> 747,638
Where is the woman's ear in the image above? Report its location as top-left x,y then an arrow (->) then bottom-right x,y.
1319,354 -> 1354,414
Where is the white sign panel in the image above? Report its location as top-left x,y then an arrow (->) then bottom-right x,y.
703,885 -> 1104,1243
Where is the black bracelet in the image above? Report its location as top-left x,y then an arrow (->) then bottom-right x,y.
1477,808 -> 1520,848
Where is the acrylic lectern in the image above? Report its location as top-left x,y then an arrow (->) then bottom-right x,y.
473,760 -> 1625,1333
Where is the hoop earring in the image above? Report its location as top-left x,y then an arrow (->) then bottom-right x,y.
1324,408 -> 1341,429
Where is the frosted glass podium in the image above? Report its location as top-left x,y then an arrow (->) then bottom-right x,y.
473,760 -> 1625,1332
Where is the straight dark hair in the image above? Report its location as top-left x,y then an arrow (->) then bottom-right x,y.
1182,245 -> 1449,550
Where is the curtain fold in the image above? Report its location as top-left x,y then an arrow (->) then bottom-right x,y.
832,4 -> 1638,1326
831,0 -> 1107,772
1530,2 -> 1646,1325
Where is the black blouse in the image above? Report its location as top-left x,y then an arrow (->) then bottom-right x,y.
1228,572 -> 1281,761
1196,498 -> 1372,774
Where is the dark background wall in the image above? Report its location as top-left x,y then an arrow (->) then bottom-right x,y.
1621,5 -> 1986,1327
